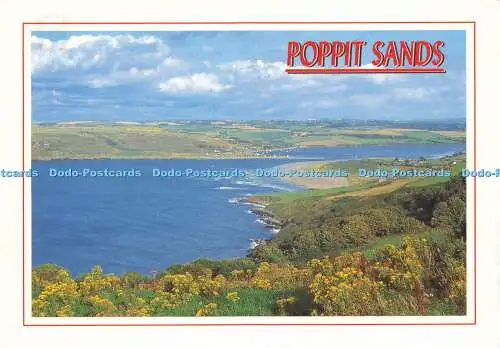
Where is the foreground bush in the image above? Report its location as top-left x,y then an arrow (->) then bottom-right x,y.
32,235 -> 465,317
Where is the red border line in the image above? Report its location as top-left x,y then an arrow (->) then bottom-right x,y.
286,68 -> 446,74
22,22 -> 26,327
29,322 -> 474,327
22,21 -> 476,327
23,21 -> 475,25
473,21 -> 477,324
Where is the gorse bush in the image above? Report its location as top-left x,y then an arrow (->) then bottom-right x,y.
32,235 -> 465,317
310,267 -> 389,316
307,236 -> 465,316
161,258 -> 259,278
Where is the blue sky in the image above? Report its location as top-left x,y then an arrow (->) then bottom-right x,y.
31,30 -> 466,121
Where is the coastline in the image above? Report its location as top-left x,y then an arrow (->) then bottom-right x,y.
239,160 -> 349,246
274,160 -> 350,189
237,197 -> 283,249
31,153 -> 326,161
239,150 -> 465,250
31,141 -> 465,161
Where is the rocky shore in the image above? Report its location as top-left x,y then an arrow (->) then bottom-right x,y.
235,196 -> 284,249
250,206 -> 283,232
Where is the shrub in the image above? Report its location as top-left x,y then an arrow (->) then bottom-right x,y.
360,208 -> 401,236
309,267 -> 389,316
120,272 -> 148,289
251,262 -> 310,290
431,195 -> 466,240
250,243 -> 287,263
338,215 -> 373,247
276,296 -> 296,315
307,236 -> 465,316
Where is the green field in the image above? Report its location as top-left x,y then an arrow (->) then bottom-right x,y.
32,123 -> 252,160
250,153 -> 466,208
32,121 -> 466,160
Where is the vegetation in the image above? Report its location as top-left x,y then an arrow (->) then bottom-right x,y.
249,174 -> 465,264
32,170 -> 467,316
32,121 -> 465,160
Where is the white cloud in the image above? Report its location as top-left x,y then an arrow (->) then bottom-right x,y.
219,59 -> 403,94
161,57 -> 184,68
392,87 -> 429,100
128,67 -> 157,77
358,64 -> 406,85
87,78 -> 118,88
367,74 -> 396,84
263,107 -> 278,114
158,73 -> 231,93
219,60 -> 287,80
392,86 -> 449,101
350,93 -> 390,109
31,34 -> 195,90
277,79 -> 320,90
350,85 -> 448,108
220,60 -> 341,94
31,34 -> 169,75
85,67 -> 162,88
202,45 -> 215,53
325,84 -> 348,92
300,99 -> 340,109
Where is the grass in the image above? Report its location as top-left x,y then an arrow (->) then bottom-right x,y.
32,122 -> 466,160
406,162 -> 465,188
157,288 -> 293,316
325,180 -> 411,200
406,176 -> 451,188
317,158 -> 396,185
32,124 -> 250,160
253,181 -> 378,203
426,298 -> 463,315
357,229 -> 446,260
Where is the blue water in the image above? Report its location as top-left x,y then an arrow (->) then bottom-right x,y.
32,143 -> 465,275
266,143 -> 466,159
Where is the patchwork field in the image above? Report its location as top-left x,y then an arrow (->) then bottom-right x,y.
32,123 -> 250,160
32,121 -> 466,160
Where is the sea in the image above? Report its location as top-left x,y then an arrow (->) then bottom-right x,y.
31,143 -> 465,275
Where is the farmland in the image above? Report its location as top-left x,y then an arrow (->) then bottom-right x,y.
32,120 -> 466,160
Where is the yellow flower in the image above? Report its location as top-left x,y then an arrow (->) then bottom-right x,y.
56,305 -> 73,317
226,292 -> 240,302
195,302 -> 217,316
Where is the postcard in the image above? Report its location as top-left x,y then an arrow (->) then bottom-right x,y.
1,2 -> 499,347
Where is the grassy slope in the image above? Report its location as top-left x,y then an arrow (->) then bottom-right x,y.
32,124 -> 250,160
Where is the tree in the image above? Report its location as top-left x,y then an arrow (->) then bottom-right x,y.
431,195 -> 466,240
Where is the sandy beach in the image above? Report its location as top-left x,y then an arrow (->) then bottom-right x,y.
277,161 -> 349,189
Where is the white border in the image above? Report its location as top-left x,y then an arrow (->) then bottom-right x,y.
23,22 -> 475,325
